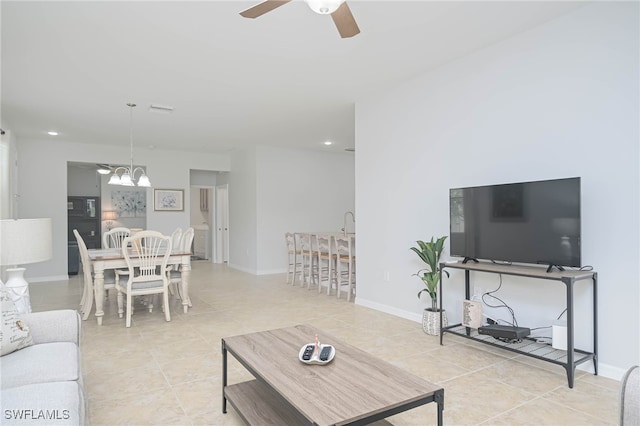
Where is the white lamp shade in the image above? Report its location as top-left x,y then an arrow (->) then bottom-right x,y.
0,218 -> 53,266
108,174 -> 121,185
137,174 -> 151,187
102,211 -> 117,221
120,172 -> 134,186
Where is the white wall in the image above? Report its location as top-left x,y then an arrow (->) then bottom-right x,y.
226,145 -> 355,275
67,166 -> 100,196
15,138 -> 230,281
355,2 -> 638,378
228,147 -> 258,273
256,145 -> 355,274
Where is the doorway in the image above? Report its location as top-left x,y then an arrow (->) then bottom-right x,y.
215,184 -> 229,264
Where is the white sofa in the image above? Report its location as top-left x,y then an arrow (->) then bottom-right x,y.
1,310 -> 87,425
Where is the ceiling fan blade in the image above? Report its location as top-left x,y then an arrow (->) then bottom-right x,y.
331,2 -> 360,38
240,0 -> 292,19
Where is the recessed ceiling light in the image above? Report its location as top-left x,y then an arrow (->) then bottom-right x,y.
47,131 -> 58,136
324,141 -> 333,146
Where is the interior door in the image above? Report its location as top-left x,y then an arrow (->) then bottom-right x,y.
215,184 -> 229,263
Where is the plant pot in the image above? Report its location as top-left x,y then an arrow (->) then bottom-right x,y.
422,308 -> 447,335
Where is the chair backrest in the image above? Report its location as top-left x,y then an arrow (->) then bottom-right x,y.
73,229 -> 93,284
180,227 -> 195,253
122,231 -> 172,284
170,228 -> 183,250
103,227 -> 131,248
299,233 -> 312,253
315,234 -> 331,257
285,232 -> 296,252
334,235 -> 354,260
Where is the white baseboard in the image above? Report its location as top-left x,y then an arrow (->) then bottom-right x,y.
355,297 -> 422,323
29,275 -> 70,284
578,362 -> 625,381
226,264 -> 288,276
227,263 -> 255,275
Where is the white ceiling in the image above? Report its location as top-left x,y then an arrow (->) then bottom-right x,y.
1,1 -> 584,154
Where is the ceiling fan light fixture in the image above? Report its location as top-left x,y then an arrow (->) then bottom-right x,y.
305,0 -> 345,15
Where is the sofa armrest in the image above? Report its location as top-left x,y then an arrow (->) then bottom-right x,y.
21,310 -> 81,345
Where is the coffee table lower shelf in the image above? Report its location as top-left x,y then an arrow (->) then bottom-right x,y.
224,380 -> 309,425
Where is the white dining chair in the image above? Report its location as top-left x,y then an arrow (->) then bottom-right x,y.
115,231 -> 172,328
170,227 -> 183,251
74,229 -> 116,320
102,227 -> 131,248
167,227 -> 194,303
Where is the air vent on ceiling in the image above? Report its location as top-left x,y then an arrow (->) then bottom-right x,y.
149,104 -> 174,114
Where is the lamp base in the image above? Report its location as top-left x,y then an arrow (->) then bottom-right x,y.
4,268 -> 32,314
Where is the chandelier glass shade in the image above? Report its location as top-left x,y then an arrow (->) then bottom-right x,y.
108,103 -> 151,187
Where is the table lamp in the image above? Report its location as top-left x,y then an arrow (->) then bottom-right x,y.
102,210 -> 117,231
0,218 -> 53,314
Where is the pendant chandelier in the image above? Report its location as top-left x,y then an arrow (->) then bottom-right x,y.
108,103 -> 151,187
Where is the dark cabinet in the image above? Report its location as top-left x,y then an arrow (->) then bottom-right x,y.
68,197 -> 101,274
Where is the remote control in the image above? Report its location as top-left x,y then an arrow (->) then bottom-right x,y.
319,345 -> 332,361
302,345 -> 314,361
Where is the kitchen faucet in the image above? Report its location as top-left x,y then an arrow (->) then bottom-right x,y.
342,211 -> 355,236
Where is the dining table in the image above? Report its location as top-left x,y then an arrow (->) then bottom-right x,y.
87,247 -> 192,325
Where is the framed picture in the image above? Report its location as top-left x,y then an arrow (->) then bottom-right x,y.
154,189 -> 184,212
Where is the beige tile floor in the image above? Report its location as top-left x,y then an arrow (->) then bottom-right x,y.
31,261 -> 619,425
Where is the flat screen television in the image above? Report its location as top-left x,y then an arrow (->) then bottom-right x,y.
449,177 -> 581,269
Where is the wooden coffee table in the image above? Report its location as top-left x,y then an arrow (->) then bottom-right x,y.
222,324 -> 444,425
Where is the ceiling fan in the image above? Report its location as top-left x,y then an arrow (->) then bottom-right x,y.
240,0 -> 360,38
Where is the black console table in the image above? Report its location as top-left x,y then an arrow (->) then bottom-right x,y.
439,261 -> 597,388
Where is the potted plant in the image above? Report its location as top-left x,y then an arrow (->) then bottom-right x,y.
410,236 -> 449,335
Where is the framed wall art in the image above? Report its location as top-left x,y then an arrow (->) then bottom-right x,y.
154,189 -> 184,212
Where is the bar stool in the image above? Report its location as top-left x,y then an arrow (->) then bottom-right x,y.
299,232 -> 316,288
315,233 -> 336,295
334,234 -> 356,301
285,232 -> 302,285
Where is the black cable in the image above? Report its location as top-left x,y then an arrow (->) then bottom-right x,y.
565,265 -> 594,271
481,273 -> 518,327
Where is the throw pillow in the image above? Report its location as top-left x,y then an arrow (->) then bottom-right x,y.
0,289 -> 33,356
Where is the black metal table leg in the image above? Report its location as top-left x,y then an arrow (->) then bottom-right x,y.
435,389 -> 444,426
222,339 -> 228,413
564,277 -> 575,388
592,272 -> 598,375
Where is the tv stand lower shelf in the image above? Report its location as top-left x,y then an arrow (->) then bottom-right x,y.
443,324 -> 595,385
439,261 -> 598,388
